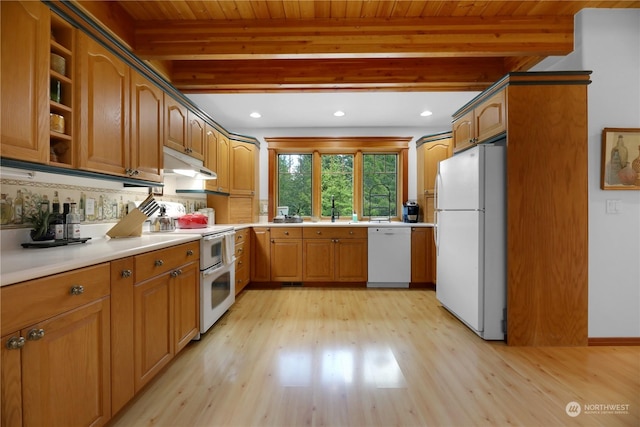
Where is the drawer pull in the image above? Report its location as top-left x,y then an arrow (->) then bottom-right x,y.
121,269 -> 132,278
237,248 -> 243,253
6,336 -> 25,350
284,231 -> 289,235
316,231 -> 321,234
170,269 -> 183,278
27,329 -> 45,341
155,259 -> 164,267
70,285 -> 84,295
349,231 -> 354,235
186,249 -> 194,256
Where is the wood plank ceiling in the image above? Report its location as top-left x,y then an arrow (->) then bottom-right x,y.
77,1 -> 640,93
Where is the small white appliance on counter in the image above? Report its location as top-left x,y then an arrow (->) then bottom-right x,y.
435,143 -> 506,340
134,201 -> 236,336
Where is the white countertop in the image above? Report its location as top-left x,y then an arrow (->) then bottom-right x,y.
260,221 -> 434,228
0,233 -> 201,287
0,221 -> 433,287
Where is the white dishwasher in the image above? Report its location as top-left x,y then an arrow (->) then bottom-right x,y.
367,227 -> 411,288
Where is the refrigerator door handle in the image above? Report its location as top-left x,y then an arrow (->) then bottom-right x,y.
434,210 -> 439,255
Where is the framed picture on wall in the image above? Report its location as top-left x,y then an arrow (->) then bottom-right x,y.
601,128 -> 640,190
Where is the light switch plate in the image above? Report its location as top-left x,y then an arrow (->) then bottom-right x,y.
606,199 -> 622,214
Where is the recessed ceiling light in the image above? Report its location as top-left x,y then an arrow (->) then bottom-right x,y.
249,112 -> 261,118
420,110 -> 433,117
334,110 -> 345,117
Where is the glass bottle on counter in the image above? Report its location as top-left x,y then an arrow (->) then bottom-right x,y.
66,202 -> 81,239
13,190 -> 24,224
0,194 -> 11,225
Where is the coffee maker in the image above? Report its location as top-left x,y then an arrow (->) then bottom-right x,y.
403,201 -> 419,223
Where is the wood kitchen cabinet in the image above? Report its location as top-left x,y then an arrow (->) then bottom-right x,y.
187,110 -> 206,161
251,227 -> 271,282
164,96 -> 205,161
234,228 -> 251,294
216,133 -> 231,193
416,133 -> 452,223
173,261 -> 200,353
230,140 -> 256,196
411,227 -> 436,284
77,32 -> 130,177
133,242 -> 199,392
130,69 -> 164,182
1,1 -> 52,164
78,34 -> 163,182
452,89 -> 506,153
1,263 -> 111,427
302,227 -> 368,282
165,95 -> 188,154
270,228 -> 303,282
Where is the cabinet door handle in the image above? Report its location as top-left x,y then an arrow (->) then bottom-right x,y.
186,249 -> 194,256
271,239 -> 275,243
238,261 -> 243,266
70,285 -> 84,295
171,270 -> 180,278
121,269 -> 132,278
155,259 -> 164,267
5,336 -> 25,350
27,329 -> 45,341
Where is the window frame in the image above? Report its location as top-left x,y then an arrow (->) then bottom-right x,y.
267,137 -> 410,222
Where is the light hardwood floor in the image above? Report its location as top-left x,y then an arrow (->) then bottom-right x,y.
110,288 -> 640,427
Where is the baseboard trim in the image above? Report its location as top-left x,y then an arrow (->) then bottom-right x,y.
588,337 -> 640,346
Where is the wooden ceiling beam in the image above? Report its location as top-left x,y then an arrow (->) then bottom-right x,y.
172,57 -> 507,93
132,16 -> 574,60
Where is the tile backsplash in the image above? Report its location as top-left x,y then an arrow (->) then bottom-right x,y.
0,166 -> 207,229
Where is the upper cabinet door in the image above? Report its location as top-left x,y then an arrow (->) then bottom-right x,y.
216,135 -> 231,193
164,95 -> 187,153
475,90 -> 506,143
77,33 -> 130,176
187,111 -> 205,161
130,70 -> 163,182
204,125 -> 219,192
424,139 -> 452,194
1,1 -> 50,164
230,141 -> 255,195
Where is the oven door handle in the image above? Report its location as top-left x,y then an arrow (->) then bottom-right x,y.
202,265 -> 223,277
203,234 -> 224,243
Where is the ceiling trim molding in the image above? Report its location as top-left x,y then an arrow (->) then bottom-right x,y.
265,136 -> 412,151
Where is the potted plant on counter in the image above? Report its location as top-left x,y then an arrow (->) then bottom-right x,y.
26,209 -> 55,241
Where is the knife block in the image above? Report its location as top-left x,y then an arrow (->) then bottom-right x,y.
106,208 -> 148,238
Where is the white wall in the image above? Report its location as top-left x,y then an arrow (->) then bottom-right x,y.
533,9 -> 640,337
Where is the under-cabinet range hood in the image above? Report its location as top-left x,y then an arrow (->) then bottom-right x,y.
163,146 -> 216,180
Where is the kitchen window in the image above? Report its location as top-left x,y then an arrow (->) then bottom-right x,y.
268,137 -> 411,221
321,154 -> 354,218
363,154 -> 398,218
278,154 -> 313,216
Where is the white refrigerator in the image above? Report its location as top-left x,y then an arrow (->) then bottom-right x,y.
435,144 -> 506,340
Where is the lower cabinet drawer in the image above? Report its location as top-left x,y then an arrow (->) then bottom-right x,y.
134,242 -> 199,282
1,263 -> 110,335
